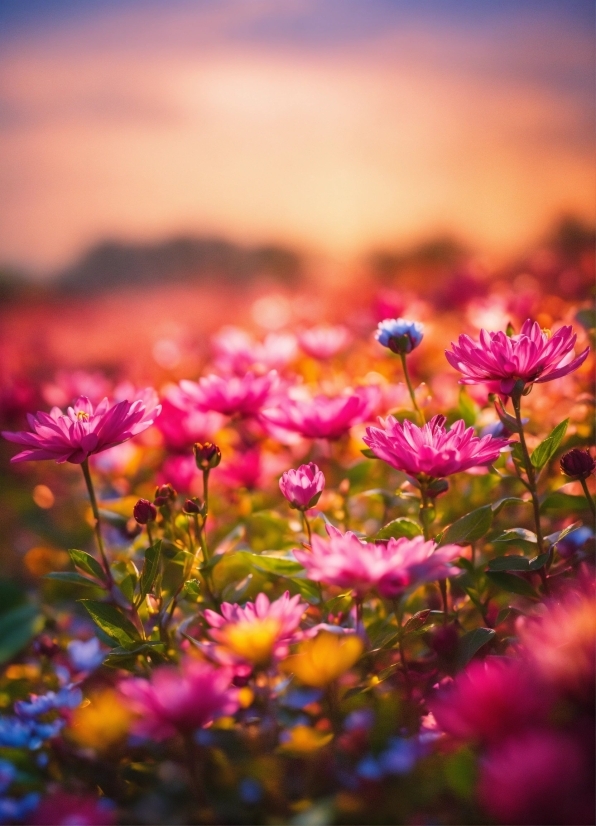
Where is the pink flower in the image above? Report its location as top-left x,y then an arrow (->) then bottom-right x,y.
219,447 -> 263,491
279,463 -> 325,510
445,318 -> 590,395
204,591 -> 307,666
479,730 -> 594,825
294,527 -> 461,599
298,325 -> 351,359
158,454 -> 200,494
363,414 -> 510,478
262,387 -> 377,440
156,387 -> 223,451
430,658 -> 548,745
118,658 -> 238,740
2,394 -> 161,464
213,326 -> 297,374
180,371 -> 279,418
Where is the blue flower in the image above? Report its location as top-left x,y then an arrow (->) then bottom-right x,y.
67,638 -> 105,673
375,318 -> 424,354
0,792 -> 40,825
15,686 -> 82,719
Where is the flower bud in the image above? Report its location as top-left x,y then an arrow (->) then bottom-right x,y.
560,449 -> 596,480
193,442 -> 222,471
279,463 -> 325,511
154,483 -> 177,507
183,498 -> 206,516
375,318 -> 424,355
133,498 -> 157,525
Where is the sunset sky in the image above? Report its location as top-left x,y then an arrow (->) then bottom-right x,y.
0,0 -> 593,276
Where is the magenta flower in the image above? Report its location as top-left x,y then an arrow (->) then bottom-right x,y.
363,414 -> 510,479
262,387 -> 378,441
294,527 -> 461,599
2,394 -> 161,464
445,318 -> 589,395
212,326 -> 297,374
118,659 -> 238,740
279,463 -> 325,510
204,591 -> 307,666
298,325 -> 351,360
155,387 -> 224,451
430,658 -> 548,746
180,371 -> 280,418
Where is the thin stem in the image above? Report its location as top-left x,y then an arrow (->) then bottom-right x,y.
579,477 -> 596,521
80,459 -> 113,585
202,469 -> 210,520
146,522 -> 154,548
399,353 -> 425,424
393,601 -> 411,693
301,510 -> 313,545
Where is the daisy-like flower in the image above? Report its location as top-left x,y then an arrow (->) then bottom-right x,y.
2,395 -> 161,464
445,319 -> 589,396
298,325 -> 351,360
118,659 -> 238,741
204,591 -> 307,667
262,387 -> 378,441
363,414 -> 510,479
294,526 -> 461,599
179,371 -> 279,418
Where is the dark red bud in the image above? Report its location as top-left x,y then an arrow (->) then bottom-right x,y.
133,498 -> 157,525
560,449 -> 595,480
193,442 -> 222,470
183,498 -> 205,515
154,484 -> 177,506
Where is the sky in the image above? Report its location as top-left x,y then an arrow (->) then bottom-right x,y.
0,0 -> 594,275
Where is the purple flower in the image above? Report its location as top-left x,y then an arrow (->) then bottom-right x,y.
2,394 -> 161,464
262,387 -> 378,441
363,414 -> 510,479
375,318 -> 424,354
279,463 -> 325,510
445,319 -> 589,395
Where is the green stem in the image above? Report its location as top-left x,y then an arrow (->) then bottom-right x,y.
81,459 -> 113,585
393,601 -> 411,692
579,476 -> 596,522
301,510 -> 313,545
146,522 -> 154,548
399,353 -> 425,424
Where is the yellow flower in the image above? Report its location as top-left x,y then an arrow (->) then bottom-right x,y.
220,617 -> 282,666
277,725 -> 333,755
67,689 -> 130,751
280,632 -> 363,687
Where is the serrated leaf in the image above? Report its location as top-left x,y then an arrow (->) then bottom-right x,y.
45,571 -> 99,587
439,506 -> 493,546
68,549 -> 106,581
485,571 -> 540,599
139,541 -> 162,601
487,555 -> 530,571
530,419 -> 569,470
456,627 -> 495,669
79,600 -> 140,647
374,518 -> 423,541
0,604 -> 44,664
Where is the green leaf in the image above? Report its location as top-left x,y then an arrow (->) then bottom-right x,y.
439,506 -> 493,546
491,497 -> 530,515
0,604 -> 44,664
374,518 -> 423,541
240,552 -> 303,577
486,571 -> 540,599
45,571 -> 99,587
487,556 -> 530,572
493,528 -> 538,552
456,627 -> 495,669
540,492 -> 590,513
360,448 -> 378,459
282,576 -> 321,604
79,600 -> 140,647
139,541 -> 162,601
511,443 -> 525,465
530,419 -> 569,470
545,521 -> 582,548
494,400 -> 521,433
403,609 -> 443,635
68,549 -> 106,581
528,553 -> 549,571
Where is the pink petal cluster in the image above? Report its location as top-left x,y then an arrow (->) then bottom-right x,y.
262,387 -> 378,440
212,326 -> 297,374
279,463 -> 325,510
363,414 -> 510,478
430,658 -> 549,745
156,387 -> 223,451
294,527 -> 461,599
2,394 -> 161,464
298,325 -> 351,360
118,659 -> 238,740
204,591 -> 307,660
445,318 -> 589,395
180,371 -> 279,418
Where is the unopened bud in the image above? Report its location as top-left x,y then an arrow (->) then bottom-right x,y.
183,498 -> 205,516
154,483 -> 177,507
560,448 -> 596,480
133,498 -> 157,525
193,442 -> 222,470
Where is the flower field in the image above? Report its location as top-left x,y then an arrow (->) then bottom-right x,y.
0,245 -> 594,825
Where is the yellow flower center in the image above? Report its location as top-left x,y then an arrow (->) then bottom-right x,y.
222,617 -> 282,666
76,411 -> 90,421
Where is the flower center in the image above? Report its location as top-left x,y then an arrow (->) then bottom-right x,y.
76,411 -> 90,421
